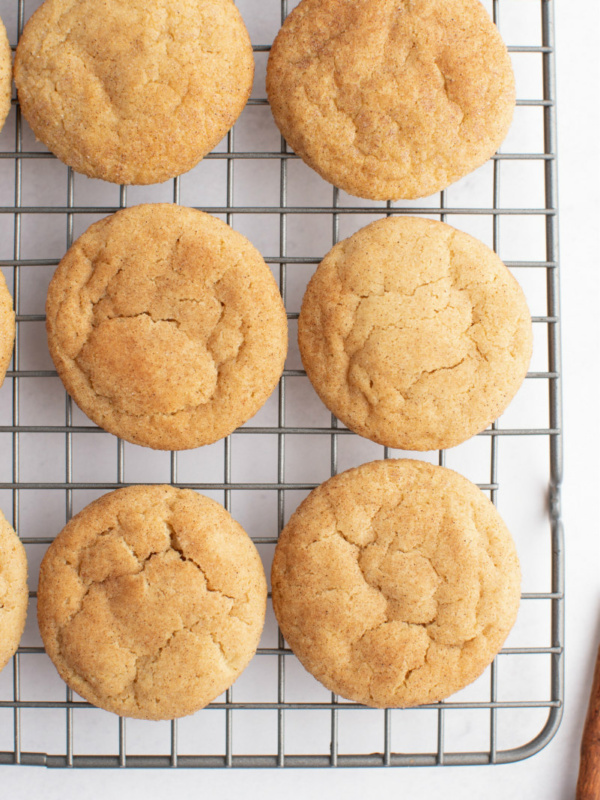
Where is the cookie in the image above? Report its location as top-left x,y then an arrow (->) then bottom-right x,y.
14,0 -> 254,185
0,269 -> 15,386
46,204 -> 288,450
267,0 -> 515,200
0,510 -> 28,673
0,16 -> 11,132
272,459 -> 521,708
299,216 -> 532,451
37,485 -> 267,720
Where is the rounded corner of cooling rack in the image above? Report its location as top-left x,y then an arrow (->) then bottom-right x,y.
495,703 -> 565,765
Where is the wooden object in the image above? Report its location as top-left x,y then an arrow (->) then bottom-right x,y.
578,644 -> 600,799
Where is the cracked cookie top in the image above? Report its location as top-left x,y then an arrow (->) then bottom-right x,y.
37,485 -> 267,720
0,268 -> 15,387
0,510 -> 28,673
267,0 -> 515,200
46,204 -> 288,450
272,459 -> 520,708
0,16 -> 11,133
14,0 -> 253,184
299,216 -> 532,451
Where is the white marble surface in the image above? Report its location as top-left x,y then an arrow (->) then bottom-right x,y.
0,0 -> 598,796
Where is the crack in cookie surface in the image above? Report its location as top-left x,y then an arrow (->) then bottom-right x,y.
38,485 -> 267,720
271,459 -> 521,708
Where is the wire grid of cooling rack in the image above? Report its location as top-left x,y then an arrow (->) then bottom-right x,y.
0,0 -> 563,768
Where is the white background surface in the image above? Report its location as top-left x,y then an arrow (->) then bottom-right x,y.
1,0 -> 599,797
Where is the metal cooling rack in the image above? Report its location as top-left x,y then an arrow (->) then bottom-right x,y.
0,0 -> 563,768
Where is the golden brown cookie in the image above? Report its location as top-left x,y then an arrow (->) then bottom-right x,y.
0,16 -> 11,132
272,459 -> 521,708
14,0 -> 254,185
267,0 -> 515,200
46,204 -> 288,450
0,269 -> 15,386
299,217 -> 532,451
38,485 -> 267,720
0,510 -> 28,673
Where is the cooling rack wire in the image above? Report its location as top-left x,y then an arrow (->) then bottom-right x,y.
0,0 -> 563,768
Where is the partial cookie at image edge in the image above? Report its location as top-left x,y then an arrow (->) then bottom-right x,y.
0,15 -> 11,133
0,269 -> 15,387
0,510 -> 29,674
